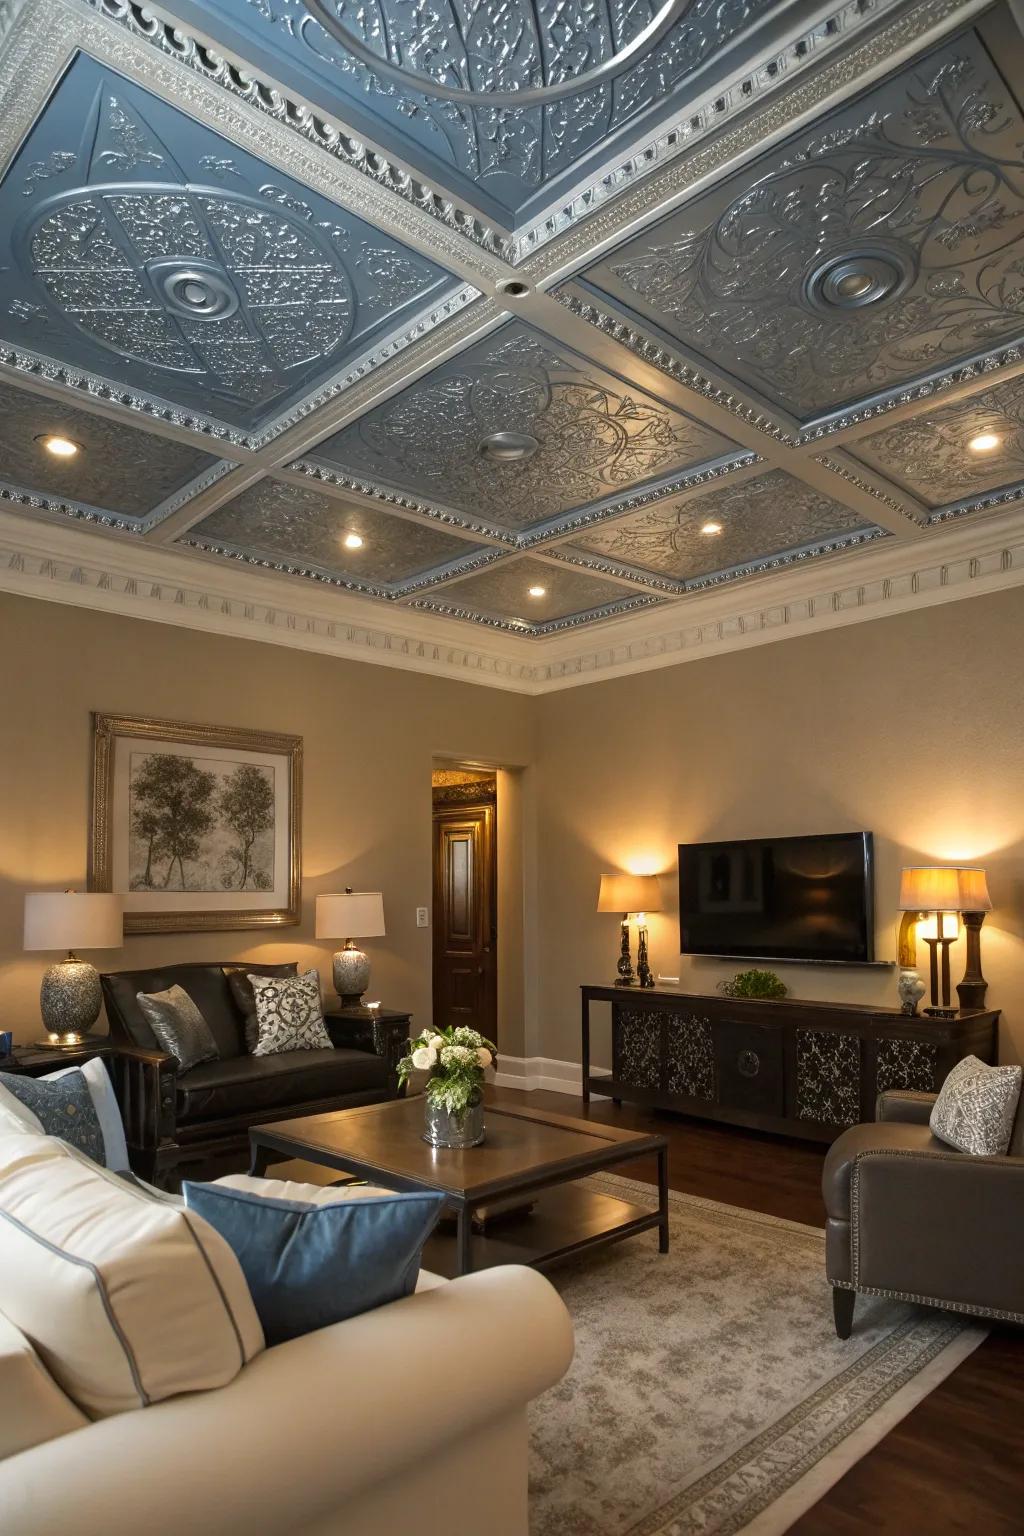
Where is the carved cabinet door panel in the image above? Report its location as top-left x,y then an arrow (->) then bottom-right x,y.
715,1017 -> 784,1115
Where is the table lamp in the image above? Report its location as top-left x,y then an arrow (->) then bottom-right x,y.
897,868 -> 963,1015
597,874 -> 662,988
954,867 -> 992,1010
315,889 -> 386,1009
23,890 -> 124,1046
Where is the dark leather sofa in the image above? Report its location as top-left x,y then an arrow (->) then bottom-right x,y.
101,961 -> 393,1186
823,1087 -> 1024,1337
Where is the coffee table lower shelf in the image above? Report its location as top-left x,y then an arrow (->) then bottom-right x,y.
426,1182 -> 663,1279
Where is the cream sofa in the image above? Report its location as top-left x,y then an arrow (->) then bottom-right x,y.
0,1260 -> 573,1536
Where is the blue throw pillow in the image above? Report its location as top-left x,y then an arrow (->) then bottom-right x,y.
182,1181 -> 446,1345
0,1069 -> 105,1164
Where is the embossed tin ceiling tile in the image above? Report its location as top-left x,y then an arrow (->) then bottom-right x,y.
0,377 -> 221,518
310,320 -> 736,529
192,478 -> 489,583
156,0 -> 779,225
0,54 -> 460,436
567,469 -> 872,581
584,32 -> 1024,420
850,376 -> 1024,508
427,556 -> 630,624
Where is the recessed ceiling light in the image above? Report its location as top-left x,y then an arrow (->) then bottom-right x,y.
497,279 -> 531,299
479,431 -> 540,463
528,585 -> 546,598
36,434 -> 81,459
343,532 -> 364,549
700,520 -> 723,535
968,432 -> 1001,454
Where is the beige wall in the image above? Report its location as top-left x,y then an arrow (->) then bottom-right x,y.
3,584 -> 1022,1070
0,592 -> 533,1046
534,587 -> 1024,1067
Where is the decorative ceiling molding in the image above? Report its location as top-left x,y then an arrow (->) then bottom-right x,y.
2,499 -> 1023,694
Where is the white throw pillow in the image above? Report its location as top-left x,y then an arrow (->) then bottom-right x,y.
929,1055 -> 1023,1156
250,969 -> 332,1056
214,1173 -> 397,1204
0,1057 -> 129,1171
0,1135 -> 263,1418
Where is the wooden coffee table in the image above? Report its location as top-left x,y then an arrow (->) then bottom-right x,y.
249,1096 -> 669,1277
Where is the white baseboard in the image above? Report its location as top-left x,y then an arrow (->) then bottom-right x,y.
493,1055 -> 611,1099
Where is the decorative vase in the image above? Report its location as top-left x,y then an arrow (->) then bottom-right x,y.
423,1092 -> 485,1149
897,967 -> 926,1017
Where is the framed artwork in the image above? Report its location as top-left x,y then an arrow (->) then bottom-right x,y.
90,713 -> 302,934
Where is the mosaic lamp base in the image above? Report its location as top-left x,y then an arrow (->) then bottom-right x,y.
38,956 -> 102,1048
332,943 -> 371,1009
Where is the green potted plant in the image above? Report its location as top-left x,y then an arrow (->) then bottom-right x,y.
718,968 -> 788,1000
398,1024 -> 498,1148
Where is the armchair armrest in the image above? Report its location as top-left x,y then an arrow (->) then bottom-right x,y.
850,1146 -> 1024,1319
108,1041 -> 177,1155
876,1089 -> 937,1125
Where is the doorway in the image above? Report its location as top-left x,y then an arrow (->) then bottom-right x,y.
431,765 -> 498,1043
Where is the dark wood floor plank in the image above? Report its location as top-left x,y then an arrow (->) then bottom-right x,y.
488,1085 -> 1024,1533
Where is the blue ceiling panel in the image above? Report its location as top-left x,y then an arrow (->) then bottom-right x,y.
0,52 -> 461,434
161,0 -> 783,228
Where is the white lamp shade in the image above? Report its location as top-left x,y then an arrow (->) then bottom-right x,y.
24,892 -> 123,952
315,891 -> 385,940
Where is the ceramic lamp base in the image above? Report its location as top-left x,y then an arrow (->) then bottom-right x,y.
332,945 -> 370,1009
39,958 -> 101,1038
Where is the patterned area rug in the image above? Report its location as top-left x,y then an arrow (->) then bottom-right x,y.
529,1174 -> 985,1536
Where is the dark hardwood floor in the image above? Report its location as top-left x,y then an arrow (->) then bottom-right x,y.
489,1084 -> 1024,1534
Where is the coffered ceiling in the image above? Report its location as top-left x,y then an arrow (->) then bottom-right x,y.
1,0 -> 1022,662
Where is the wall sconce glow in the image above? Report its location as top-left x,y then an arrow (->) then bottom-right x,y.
700,521 -> 723,535
967,432 -> 1001,454
342,532 -> 364,550
528,585 -> 546,598
36,434 -> 81,458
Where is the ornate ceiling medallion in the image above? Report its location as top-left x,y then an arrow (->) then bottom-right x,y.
479,431 -> 540,463
804,247 -> 914,316
300,0 -> 689,108
153,264 -> 240,322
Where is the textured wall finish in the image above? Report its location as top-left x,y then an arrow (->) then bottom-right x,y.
0,54 -> 459,435
565,469 -> 876,582
192,477 -> 490,586
586,33 -> 1024,419
310,320 -> 735,529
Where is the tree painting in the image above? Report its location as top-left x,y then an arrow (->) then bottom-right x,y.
128,751 -> 275,893
219,764 -> 274,890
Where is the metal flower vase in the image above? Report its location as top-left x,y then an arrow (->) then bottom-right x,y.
423,1091 -> 485,1148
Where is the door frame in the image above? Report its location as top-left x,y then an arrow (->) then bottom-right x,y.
431,792 -> 498,1043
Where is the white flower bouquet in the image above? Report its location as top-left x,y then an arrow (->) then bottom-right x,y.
398,1024 -> 498,1116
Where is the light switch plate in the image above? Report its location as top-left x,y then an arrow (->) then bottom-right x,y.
416,907 -> 429,927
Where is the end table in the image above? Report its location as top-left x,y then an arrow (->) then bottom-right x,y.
1,1040 -> 112,1078
324,1007 -> 412,1097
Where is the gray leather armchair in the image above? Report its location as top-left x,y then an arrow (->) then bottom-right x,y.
823,1088 -> 1024,1337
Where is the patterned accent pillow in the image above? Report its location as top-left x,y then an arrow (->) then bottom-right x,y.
250,970 -> 331,1057
136,985 -> 219,1073
0,1070 -> 105,1164
929,1055 -> 1023,1156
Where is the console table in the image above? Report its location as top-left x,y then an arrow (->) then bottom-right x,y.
581,984 -> 999,1142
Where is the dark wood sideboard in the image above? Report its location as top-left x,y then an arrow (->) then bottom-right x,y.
581,984 -> 999,1143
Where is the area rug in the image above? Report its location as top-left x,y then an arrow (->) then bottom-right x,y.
529,1173 -> 985,1536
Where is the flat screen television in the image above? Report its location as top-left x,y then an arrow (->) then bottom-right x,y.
678,832 -> 874,963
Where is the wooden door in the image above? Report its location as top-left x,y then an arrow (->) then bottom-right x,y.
432,802 -> 496,1041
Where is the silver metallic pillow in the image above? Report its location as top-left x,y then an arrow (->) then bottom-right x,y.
929,1055 -> 1022,1156
250,970 -> 331,1057
136,985 -> 219,1073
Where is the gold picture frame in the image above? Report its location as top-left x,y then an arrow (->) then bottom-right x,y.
90,712 -> 302,934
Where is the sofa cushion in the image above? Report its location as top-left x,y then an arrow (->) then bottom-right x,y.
0,1058 -> 129,1172
224,963 -> 299,1053
930,1054 -> 1023,1156
0,1309 -> 88,1460
183,1179 -> 445,1345
0,1069 -> 104,1164
136,985 -> 219,1073
103,964 -> 244,1060
0,1135 -> 263,1419
177,1047 -> 389,1124
250,970 -> 332,1057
